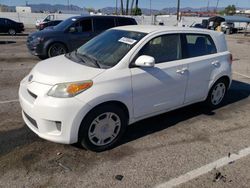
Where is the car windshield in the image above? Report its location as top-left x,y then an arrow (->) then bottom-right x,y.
54,17 -> 78,31
75,29 -> 146,68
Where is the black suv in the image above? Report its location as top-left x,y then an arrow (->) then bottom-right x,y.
0,18 -> 24,35
27,16 -> 137,59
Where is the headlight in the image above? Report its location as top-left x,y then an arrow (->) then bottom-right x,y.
33,37 -> 44,45
47,80 -> 93,98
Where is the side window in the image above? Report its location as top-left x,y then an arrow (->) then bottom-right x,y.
184,34 -> 217,58
117,18 -> 136,26
137,34 -> 182,64
75,19 -> 92,33
93,18 -> 115,32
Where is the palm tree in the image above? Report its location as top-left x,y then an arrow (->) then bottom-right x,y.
135,0 -> 138,9
134,0 -> 139,15
126,0 -> 129,15
120,0 -> 124,15
130,0 -> 135,15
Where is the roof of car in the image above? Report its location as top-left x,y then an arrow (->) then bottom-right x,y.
70,15 -> 135,20
113,25 -> 215,34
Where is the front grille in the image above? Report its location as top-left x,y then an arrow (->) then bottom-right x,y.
27,89 -> 37,99
24,111 -> 38,129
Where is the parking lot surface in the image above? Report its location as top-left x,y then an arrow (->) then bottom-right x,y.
0,32 -> 250,188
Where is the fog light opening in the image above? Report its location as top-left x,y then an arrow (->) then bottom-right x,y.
55,121 -> 62,131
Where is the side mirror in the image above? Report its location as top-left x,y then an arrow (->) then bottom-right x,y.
69,27 -> 76,33
135,55 -> 155,67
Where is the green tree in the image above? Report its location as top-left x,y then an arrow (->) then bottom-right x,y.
131,7 -> 142,15
224,5 -> 236,15
85,7 -> 95,13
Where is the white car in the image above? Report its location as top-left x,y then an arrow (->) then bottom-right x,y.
19,25 -> 232,152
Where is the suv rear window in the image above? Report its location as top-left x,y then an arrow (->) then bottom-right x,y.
94,18 -> 115,32
184,34 -> 217,58
116,18 -> 136,26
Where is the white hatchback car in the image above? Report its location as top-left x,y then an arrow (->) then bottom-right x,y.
19,25 -> 232,151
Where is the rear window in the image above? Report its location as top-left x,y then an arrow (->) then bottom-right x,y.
116,18 -> 136,26
93,18 -> 115,32
184,34 -> 217,58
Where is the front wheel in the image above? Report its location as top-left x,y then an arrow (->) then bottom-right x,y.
48,43 -> 67,58
78,104 -> 128,152
205,79 -> 228,108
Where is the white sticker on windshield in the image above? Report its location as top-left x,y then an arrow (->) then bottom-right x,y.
118,37 -> 137,45
72,18 -> 77,21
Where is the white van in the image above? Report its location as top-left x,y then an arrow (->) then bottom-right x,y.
35,14 -> 77,29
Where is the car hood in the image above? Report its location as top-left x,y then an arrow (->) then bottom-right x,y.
30,29 -> 59,37
30,55 -> 105,85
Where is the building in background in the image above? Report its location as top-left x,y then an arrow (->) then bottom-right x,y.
0,4 -> 9,12
16,6 -> 32,13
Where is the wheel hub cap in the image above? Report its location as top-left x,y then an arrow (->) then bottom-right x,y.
211,83 -> 226,105
88,112 -> 121,146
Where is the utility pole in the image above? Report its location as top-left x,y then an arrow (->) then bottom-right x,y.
150,0 -> 152,16
177,0 -> 180,21
215,0 -> 219,12
207,0 -> 210,12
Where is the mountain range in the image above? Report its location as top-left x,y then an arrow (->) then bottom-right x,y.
1,3 -> 248,15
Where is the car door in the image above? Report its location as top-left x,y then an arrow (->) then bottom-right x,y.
93,17 -> 115,36
68,18 -> 94,50
182,33 -> 218,103
130,34 -> 188,118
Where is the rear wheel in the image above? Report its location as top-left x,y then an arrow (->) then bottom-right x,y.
78,104 -> 128,152
48,43 -> 67,58
205,78 -> 228,108
8,28 -> 16,35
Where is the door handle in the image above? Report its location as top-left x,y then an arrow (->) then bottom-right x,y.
176,68 -> 188,75
211,61 -> 220,67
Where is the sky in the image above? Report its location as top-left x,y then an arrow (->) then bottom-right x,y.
1,0 -> 250,9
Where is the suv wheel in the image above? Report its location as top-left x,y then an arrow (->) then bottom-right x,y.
8,28 -> 16,35
48,43 -> 67,58
206,78 -> 228,108
78,104 -> 127,152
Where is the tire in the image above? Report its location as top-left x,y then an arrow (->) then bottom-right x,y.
78,104 -> 128,152
8,28 -> 16,35
205,78 -> 228,108
47,43 -> 67,58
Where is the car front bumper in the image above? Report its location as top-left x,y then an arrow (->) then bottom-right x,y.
19,76 -> 92,144
26,36 -> 46,57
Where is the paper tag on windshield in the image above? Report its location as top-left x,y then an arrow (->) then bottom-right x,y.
118,37 -> 137,45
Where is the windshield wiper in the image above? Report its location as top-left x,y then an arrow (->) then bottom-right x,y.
76,53 -> 101,68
